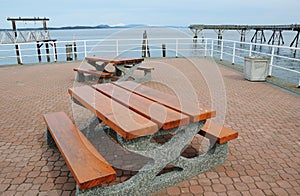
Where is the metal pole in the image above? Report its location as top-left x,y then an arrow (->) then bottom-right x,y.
84,41 -> 87,57
220,40 -> 223,61
175,39 -> 178,57
268,46 -> 275,76
52,41 -> 57,62
162,44 -> 166,57
37,42 -> 42,62
211,40 -> 214,57
116,40 -> 119,56
232,42 -> 236,64
17,44 -> 23,64
73,40 -> 77,61
204,39 -> 207,57
249,43 -> 252,56
45,41 -> 50,62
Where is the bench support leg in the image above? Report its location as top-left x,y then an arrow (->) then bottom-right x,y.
46,128 -> 57,148
76,72 -> 85,82
78,116 -> 101,137
76,122 -> 228,196
117,67 -> 152,83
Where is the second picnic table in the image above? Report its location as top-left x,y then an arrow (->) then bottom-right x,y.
76,56 -> 154,83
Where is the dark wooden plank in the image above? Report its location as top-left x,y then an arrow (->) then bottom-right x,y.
85,57 -> 144,65
93,83 -> 190,130
43,112 -> 116,190
198,120 -> 238,144
68,86 -> 158,139
114,81 -> 216,122
73,68 -> 114,78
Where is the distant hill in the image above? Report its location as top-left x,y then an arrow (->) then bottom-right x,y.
0,24 -> 187,31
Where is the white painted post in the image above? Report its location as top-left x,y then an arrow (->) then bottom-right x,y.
52,41 -> 57,62
175,39 -> 178,57
204,39 -> 207,57
232,42 -> 236,64
268,46 -> 275,76
249,43 -> 252,56
211,40 -> 214,57
116,40 -> 119,56
84,41 -> 87,57
220,40 -> 224,60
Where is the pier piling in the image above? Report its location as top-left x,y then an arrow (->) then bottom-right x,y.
162,44 -> 166,57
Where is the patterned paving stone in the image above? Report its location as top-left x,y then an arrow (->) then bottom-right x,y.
0,58 -> 299,195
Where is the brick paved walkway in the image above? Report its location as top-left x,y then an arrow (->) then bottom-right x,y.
0,58 -> 299,195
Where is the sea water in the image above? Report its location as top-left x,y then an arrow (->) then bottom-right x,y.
0,27 -> 299,84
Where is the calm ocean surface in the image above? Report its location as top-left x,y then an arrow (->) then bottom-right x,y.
1,27 -> 299,84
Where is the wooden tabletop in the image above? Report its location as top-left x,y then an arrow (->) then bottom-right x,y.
68,82 -> 215,139
85,56 -> 144,65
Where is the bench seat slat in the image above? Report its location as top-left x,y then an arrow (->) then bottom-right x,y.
43,112 -> 116,190
199,120 -> 238,144
73,68 -> 114,78
68,86 -> 158,139
93,83 -> 190,130
114,81 -> 216,122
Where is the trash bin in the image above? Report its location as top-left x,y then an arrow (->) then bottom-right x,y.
244,56 -> 270,81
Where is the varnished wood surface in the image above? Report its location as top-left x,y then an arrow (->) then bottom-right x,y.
199,120 -> 238,144
114,81 -> 216,122
43,112 -> 116,190
68,86 -> 158,139
69,82 -> 236,143
93,83 -> 190,130
85,56 -> 144,65
74,68 -> 114,78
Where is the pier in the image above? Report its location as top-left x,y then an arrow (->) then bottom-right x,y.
189,24 -> 300,47
5,17 -> 57,64
0,58 -> 299,195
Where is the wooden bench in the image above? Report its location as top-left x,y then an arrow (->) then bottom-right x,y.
74,68 -> 114,82
66,82 -> 238,195
198,120 -> 238,144
43,112 -> 116,190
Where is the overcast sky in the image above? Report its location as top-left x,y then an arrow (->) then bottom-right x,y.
1,0 -> 299,29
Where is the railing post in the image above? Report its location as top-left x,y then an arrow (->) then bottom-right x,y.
116,40 -> 119,56
232,42 -> 236,64
204,39 -> 207,57
84,41 -> 87,57
52,41 -> 57,62
249,43 -> 252,56
268,46 -> 275,76
220,40 -> 224,60
18,44 -> 23,64
175,39 -> 178,57
211,39 -> 214,57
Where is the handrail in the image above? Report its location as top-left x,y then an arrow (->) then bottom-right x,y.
0,37 -> 299,85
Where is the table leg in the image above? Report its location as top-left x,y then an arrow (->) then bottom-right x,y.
87,61 -> 108,71
77,121 -> 228,195
78,116 -> 102,137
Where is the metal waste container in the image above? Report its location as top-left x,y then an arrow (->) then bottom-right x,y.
244,56 -> 270,81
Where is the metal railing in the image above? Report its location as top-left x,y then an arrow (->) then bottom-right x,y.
0,37 -> 299,85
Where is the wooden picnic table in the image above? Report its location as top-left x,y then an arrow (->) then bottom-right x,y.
83,56 -> 153,83
63,81 -> 237,195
